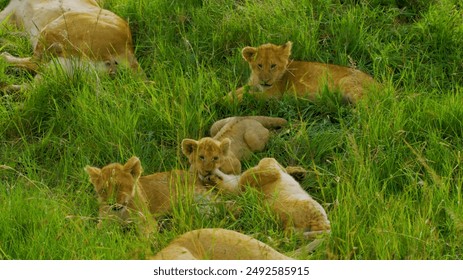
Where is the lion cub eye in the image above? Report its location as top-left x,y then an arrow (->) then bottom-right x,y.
213,156 -> 219,161
199,155 -> 205,161
257,64 -> 263,70
270,64 -> 277,70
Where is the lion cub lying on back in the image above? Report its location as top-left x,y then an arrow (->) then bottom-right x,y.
151,228 -> 292,260
183,116 -> 287,176
85,156 -> 209,229
206,158 -> 331,236
229,41 -> 377,103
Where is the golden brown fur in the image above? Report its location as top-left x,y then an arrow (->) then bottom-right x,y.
181,137 -> 242,183
85,156 -> 209,230
182,116 -> 287,178
229,41 -> 378,103
0,0 -> 142,89
207,158 -> 331,236
151,228 -> 292,260
210,116 -> 287,162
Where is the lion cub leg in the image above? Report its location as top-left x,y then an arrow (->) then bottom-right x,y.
204,169 -> 242,195
338,72 -> 377,104
1,52 -> 39,72
285,166 -> 308,182
243,126 -> 269,153
239,164 -> 280,188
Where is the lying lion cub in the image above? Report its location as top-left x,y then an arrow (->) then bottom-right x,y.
206,158 -> 331,236
151,228 -> 292,260
210,115 -> 288,161
229,41 -> 378,103
85,156 -> 209,230
183,116 -> 287,177
0,0 -> 142,89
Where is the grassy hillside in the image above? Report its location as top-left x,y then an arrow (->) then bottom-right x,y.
1,0 -> 462,259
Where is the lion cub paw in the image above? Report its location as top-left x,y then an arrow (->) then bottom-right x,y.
285,166 -> 308,182
202,174 -> 223,186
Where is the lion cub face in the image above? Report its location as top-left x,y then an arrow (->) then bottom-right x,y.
182,137 -> 231,179
85,156 -> 143,223
242,41 -> 292,91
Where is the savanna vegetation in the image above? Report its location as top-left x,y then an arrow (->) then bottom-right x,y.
1,0 -> 462,260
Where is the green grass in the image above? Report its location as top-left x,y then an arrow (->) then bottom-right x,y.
1,0 -> 463,260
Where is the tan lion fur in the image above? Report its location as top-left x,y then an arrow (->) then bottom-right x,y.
151,228 -> 292,260
181,137 -> 242,182
229,41 -> 378,104
182,116 -> 287,178
210,116 -> 288,161
85,156 -> 209,230
206,158 -> 331,236
0,0 -> 142,89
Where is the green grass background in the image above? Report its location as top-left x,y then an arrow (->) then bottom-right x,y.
1,0 -> 463,259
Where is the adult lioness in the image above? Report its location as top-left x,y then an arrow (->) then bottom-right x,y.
206,158 -> 331,236
151,228 -> 292,260
0,0 -> 142,88
229,41 -> 377,103
85,156 -> 210,230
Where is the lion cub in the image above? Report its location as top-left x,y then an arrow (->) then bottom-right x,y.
207,158 -> 331,236
210,116 -> 287,170
182,116 -> 287,178
229,41 -> 378,103
151,228 -> 292,260
181,137 -> 240,184
85,156 -> 208,229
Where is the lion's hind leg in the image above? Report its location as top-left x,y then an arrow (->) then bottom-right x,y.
1,52 -> 39,72
243,125 -> 269,153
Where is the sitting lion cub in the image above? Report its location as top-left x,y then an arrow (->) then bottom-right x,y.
181,137 -> 239,185
229,41 -> 378,103
182,116 -> 287,177
85,156 -> 209,230
151,228 -> 292,260
207,158 -> 331,236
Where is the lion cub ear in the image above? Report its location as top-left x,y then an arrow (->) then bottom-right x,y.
124,156 -> 143,179
181,139 -> 198,156
242,46 -> 258,62
220,138 -> 231,155
280,41 -> 292,57
85,166 -> 101,186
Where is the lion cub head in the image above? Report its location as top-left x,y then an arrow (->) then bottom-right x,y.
85,156 -> 143,224
181,137 -> 231,180
242,41 -> 292,91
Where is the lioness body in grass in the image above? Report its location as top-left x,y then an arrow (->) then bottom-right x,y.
85,156 -> 209,229
229,41 -> 377,103
208,158 -> 331,236
151,228 -> 292,260
209,116 -> 288,174
0,0 -> 141,87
